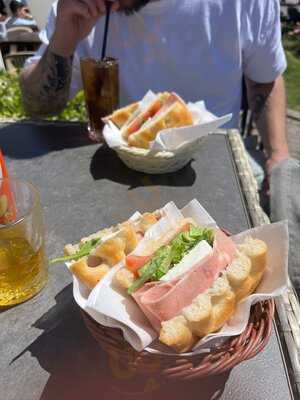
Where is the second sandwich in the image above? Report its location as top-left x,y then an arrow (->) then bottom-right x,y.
104,92 -> 194,149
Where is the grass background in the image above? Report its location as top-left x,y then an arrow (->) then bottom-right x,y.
283,36 -> 300,111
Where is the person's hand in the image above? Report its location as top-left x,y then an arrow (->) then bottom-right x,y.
265,151 -> 290,177
262,151 -> 290,197
50,0 -> 119,57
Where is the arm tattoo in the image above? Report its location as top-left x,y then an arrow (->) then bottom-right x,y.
246,77 -> 288,158
21,48 -> 73,118
247,79 -> 273,124
251,93 -> 268,123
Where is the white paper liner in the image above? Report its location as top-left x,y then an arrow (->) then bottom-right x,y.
103,91 -> 232,152
68,200 -> 289,355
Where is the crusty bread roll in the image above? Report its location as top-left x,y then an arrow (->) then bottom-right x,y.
184,276 -> 235,338
127,101 -> 193,149
159,316 -> 197,353
64,212 -> 161,258
181,293 -> 212,337
117,224 -> 139,255
230,238 -> 267,302
113,268 -> 135,290
159,237 -> 267,352
70,259 -> 110,290
135,212 -> 159,234
63,226 -> 115,256
208,279 -> 236,333
239,237 -> 267,275
103,102 -> 139,129
64,243 -> 78,256
64,212 -> 161,290
226,251 -> 252,302
93,237 -> 126,267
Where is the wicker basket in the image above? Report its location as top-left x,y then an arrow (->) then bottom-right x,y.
114,138 -> 204,174
81,299 -> 274,381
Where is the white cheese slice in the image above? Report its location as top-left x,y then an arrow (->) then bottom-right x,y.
160,240 -> 213,282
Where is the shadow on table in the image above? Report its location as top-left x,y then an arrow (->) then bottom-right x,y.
10,285 -> 231,400
0,122 -> 93,159
90,145 -> 197,189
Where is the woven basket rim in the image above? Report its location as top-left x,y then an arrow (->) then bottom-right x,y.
116,145 -> 175,159
81,299 -> 274,379
115,137 -> 204,160
81,299 -> 274,358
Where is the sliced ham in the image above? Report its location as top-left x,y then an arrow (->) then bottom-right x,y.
132,229 -> 236,331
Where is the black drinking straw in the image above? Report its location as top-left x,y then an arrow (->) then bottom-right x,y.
101,1 -> 112,60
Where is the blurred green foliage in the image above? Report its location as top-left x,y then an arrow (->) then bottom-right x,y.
283,36 -> 300,111
284,51 -> 300,111
283,36 -> 300,57
0,69 -> 87,121
0,70 -> 24,119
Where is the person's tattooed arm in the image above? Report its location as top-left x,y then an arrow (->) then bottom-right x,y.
20,47 -> 73,118
20,0 -> 115,118
246,76 -> 289,173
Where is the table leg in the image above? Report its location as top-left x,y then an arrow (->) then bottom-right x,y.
0,50 -> 5,70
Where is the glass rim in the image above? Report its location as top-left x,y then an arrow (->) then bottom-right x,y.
80,56 -> 118,65
0,177 -> 40,230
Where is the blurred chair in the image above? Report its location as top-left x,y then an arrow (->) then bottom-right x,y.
4,50 -> 34,73
5,26 -> 37,53
6,26 -> 34,34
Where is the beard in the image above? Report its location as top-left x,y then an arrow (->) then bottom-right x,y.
118,0 -> 151,14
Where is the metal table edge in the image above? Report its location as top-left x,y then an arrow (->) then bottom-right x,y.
226,130 -> 296,400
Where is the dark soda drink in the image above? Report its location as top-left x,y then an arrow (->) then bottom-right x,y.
80,57 -> 119,142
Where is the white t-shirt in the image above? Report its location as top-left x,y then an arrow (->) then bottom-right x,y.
26,0 -> 286,128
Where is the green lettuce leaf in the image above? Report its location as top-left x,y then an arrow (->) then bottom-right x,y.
128,226 -> 214,294
188,226 -> 214,246
128,246 -> 172,294
151,246 -> 173,280
50,238 -> 102,265
170,227 -> 213,265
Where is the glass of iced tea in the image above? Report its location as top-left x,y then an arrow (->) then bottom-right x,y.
0,178 -> 47,306
80,57 -> 119,142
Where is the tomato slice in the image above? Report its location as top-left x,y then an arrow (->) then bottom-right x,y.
180,222 -> 193,233
126,255 -> 152,275
125,222 -> 193,275
127,119 -> 141,135
127,100 -> 162,135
